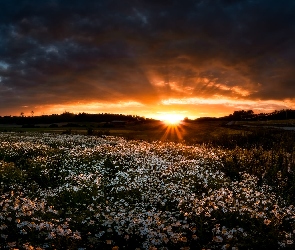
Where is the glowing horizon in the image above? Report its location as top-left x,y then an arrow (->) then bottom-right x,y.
4,96 -> 294,120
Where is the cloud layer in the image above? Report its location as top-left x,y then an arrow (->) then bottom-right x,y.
0,0 -> 295,117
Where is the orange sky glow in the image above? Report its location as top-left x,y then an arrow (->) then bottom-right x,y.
24,96 -> 295,120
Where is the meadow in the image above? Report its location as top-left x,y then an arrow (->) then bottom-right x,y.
0,127 -> 294,249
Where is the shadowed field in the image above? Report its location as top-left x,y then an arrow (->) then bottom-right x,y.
0,120 -> 241,142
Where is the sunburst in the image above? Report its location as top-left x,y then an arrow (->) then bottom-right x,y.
158,113 -> 186,141
161,114 -> 184,125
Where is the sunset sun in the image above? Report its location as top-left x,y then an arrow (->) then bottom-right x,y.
161,114 -> 184,125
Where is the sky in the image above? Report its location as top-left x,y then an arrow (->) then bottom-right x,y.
0,0 -> 295,119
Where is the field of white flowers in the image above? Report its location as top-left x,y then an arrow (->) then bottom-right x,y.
0,132 -> 294,249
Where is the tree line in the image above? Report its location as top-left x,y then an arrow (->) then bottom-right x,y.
0,109 -> 295,125
0,112 -> 150,125
195,109 -> 295,121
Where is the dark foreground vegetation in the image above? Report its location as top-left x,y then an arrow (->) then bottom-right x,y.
0,109 -> 295,249
0,124 -> 294,249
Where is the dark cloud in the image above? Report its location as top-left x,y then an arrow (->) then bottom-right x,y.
0,0 -> 295,116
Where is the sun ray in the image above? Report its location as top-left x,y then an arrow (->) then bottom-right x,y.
160,122 -> 185,141
174,125 -> 183,140
161,125 -> 172,141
